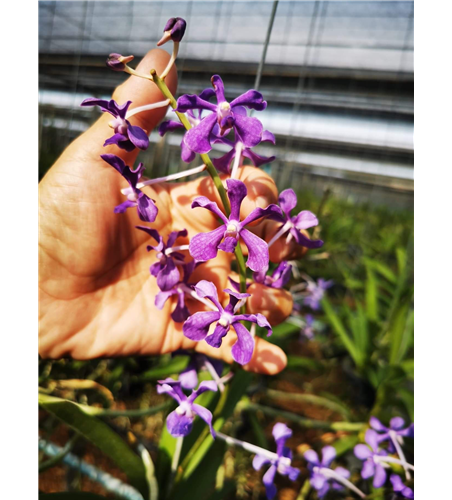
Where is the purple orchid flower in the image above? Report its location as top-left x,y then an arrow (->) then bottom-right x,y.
268,189 -> 323,249
189,178 -> 282,273
304,278 -> 333,311
370,416 -> 414,452
159,89 -> 216,162
304,446 -> 351,498
212,130 -> 276,174
157,378 -> 217,437
81,98 -> 149,152
354,429 -> 389,488
253,261 -> 292,289
135,226 -> 188,291
153,261 -> 197,322
100,154 -> 157,222
172,351 -> 223,390
175,75 -> 267,154
182,280 -> 272,365
390,474 -> 414,499
302,314 -> 315,340
252,423 -> 299,500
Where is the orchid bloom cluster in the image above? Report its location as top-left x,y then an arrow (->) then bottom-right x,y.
81,16 -> 323,368
78,15 -> 434,500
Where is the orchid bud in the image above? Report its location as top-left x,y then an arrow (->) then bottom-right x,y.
106,53 -> 134,72
157,17 -> 187,46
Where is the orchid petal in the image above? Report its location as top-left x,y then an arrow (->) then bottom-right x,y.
321,446 -> 336,467
191,196 -> 229,224
252,454 -> 271,471
158,120 -> 184,136
230,89 -> 267,111
166,410 -> 193,437
189,226 -> 226,262
240,229 -> 269,272
233,114 -> 263,148
240,204 -> 283,227
231,322 -> 255,365
192,403 -> 216,437
218,237 -> 238,253
184,113 -> 218,154
175,94 -> 217,113
136,192 -> 158,222
293,210 -> 319,230
157,258 -> 180,291
183,311 -> 221,341
226,178 -> 247,221
278,189 -> 297,216
205,323 -> 229,349
126,122 -> 149,150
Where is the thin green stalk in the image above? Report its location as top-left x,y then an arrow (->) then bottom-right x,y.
150,70 -> 247,294
241,402 -> 366,432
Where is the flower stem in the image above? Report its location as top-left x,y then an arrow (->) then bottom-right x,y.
124,65 -> 154,81
230,142 -> 244,179
375,455 -> 414,471
318,468 -> 366,499
132,164 -> 207,190
161,42 -> 179,79
216,432 -> 280,463
389,430 -> 412,480
267,220 -> 292,248
125,99 -> 170,119
168,437 -> 183,497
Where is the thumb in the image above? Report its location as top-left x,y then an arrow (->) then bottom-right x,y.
60,48 -> 178,168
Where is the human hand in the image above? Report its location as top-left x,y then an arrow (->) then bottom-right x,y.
39,49 -> 305,374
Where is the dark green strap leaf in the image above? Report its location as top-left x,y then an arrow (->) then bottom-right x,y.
38,394 -> 148,497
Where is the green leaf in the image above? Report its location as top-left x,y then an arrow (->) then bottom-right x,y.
333,434 -> 360,456
286,356 -> 323,372
389,303 -> 413,365
169,439 -> 227,500
365,266 -> 379,321
38,394 -> 148,497
322,298 -> 361,367
39,494 -> 107,500
362,257 -> 397,284
136,356 -> 189,381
